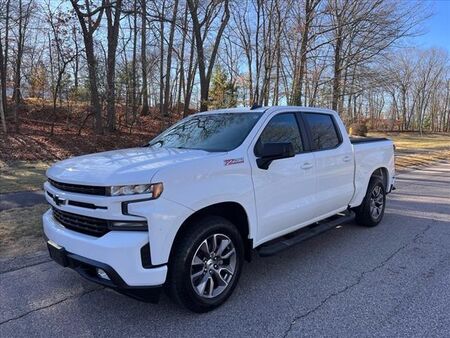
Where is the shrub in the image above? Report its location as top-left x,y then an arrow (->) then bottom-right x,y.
349,122 -> 368,136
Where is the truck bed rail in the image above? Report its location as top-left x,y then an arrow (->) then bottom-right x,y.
350,137 -> 389,144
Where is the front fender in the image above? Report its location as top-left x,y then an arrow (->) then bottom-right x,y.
148,152 -> 258,262
127,197 -> 193,266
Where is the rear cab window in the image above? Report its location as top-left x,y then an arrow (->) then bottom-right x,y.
303,113 -> 341,151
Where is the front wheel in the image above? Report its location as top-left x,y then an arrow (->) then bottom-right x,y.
167,216 -> 244,312
354,178 -> 386,227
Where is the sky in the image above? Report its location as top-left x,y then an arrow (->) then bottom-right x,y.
415,0 -> 450,52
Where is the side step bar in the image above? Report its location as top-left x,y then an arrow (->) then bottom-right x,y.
257,210 -> 355,257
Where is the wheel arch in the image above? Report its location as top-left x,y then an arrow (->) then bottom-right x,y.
370,167 -> 389,190
350,166 -> 391,208
169,202 -> 253,264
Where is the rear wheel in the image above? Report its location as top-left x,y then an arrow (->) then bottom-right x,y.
167,216 -> 244,312
354,178 -> 386,227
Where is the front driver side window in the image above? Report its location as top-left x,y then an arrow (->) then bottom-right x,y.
255,113 -> 303,156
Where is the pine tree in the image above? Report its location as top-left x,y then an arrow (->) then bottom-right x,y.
209,67 -> 237,109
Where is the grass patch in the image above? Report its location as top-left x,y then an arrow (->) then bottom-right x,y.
368,132 -> 450,171
0,204 -> 49,258
369,132 -> 450,150
0,161 -> 50,193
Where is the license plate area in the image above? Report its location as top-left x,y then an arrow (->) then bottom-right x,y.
47,240 -> 69,267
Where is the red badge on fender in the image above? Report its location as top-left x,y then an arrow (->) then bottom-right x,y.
224,158 -> 244,166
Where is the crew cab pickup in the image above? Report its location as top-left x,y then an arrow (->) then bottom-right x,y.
43,106 -> 395,312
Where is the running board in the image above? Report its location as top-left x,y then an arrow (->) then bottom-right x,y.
257,210 -> 355,257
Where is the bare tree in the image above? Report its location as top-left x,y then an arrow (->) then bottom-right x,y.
12,0 -> 33,132
46,2 -> 78,135
162,0 -> 179,117
70,0 -> 106,134
291,0 -> 321,105
131,0 -> 138,121
0,27 -> 5,132
105,0 -> 123,132
0,0 -> 9,116
187,0 -> 230,111
0,0 -> 446,138
140,0 -> 149,115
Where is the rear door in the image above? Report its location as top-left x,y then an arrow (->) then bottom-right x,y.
249,112 -> 317,243
300,112 -> 354,216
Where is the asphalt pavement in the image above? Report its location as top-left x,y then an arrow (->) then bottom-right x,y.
1,162 -> 449,337
0,190 -> 45,211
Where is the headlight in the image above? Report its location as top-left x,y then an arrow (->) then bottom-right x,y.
110,183 -> 164,198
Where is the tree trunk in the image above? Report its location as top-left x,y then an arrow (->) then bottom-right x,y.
131,0 -> 138,121
13,0 -> 27,132
85,35 -> 103,133
183,28 -> 197,116
159,1 -> 165,115
0,41 -> 5,133
187,0 -> 230,112
73,27 -> 79,91
1,0 -> 10,116
332,29 -> 342,111
0,29 -> 5,133
71,0 -> 104,134
105,0 -> 122,132
140,0 -> 149,116
0,86 -> 5,133
292,0 -> 318,106
162,0 -> 179,117
177,4 -> 188,113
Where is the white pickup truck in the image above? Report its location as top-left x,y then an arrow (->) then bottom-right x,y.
43,106 -> 395,312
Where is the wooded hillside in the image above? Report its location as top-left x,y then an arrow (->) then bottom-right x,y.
0,0 -> 449,138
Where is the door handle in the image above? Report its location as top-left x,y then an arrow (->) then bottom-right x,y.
343,155 -> 352,162
301,162 -> 313,169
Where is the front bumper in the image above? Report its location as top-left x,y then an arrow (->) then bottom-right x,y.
47,240 -> 162,302
43,210 -> 167,288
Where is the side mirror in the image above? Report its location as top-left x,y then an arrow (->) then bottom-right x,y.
256,142 -> 295,170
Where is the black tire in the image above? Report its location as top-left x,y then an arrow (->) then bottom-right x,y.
354,178 -> 386,227
167,215 -> 244,313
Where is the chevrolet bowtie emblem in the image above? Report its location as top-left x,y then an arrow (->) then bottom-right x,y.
53,195 -> 66,206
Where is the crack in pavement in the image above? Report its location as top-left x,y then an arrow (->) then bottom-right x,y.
281,223 -> 433,338
0,259 -> 52,275
0,287 -> 104,326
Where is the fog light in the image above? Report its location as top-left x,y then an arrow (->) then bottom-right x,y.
96,268 -> 110,280
109,221 -> 148,230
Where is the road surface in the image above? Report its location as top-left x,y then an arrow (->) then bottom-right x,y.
1,162 -> 449,337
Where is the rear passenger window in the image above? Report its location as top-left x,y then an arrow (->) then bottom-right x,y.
255,113 -> 303,155
304,113 -> 340,150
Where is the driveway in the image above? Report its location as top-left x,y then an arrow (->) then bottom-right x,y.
1,162 -> 449,337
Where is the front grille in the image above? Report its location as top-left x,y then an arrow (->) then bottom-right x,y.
49,179 -> 108,196
52,208 -> 110,237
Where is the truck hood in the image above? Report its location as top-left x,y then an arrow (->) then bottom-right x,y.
46,147 -> 221,186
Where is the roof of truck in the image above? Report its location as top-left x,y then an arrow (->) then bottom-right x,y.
196,106 -> 337,115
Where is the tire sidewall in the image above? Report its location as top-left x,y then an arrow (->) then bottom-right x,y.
175,217 -> 244,311
365,179 -> 386,225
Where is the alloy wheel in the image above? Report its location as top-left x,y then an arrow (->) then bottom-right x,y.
190,233 -> 237,299
369,185 -> 384,219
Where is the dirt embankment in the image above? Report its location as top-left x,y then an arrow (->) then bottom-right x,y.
0,101 -> 181,163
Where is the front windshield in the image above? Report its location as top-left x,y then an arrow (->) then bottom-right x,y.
148,113 -> 262,152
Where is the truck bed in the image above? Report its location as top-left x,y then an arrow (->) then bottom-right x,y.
349,138 -> 395,208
